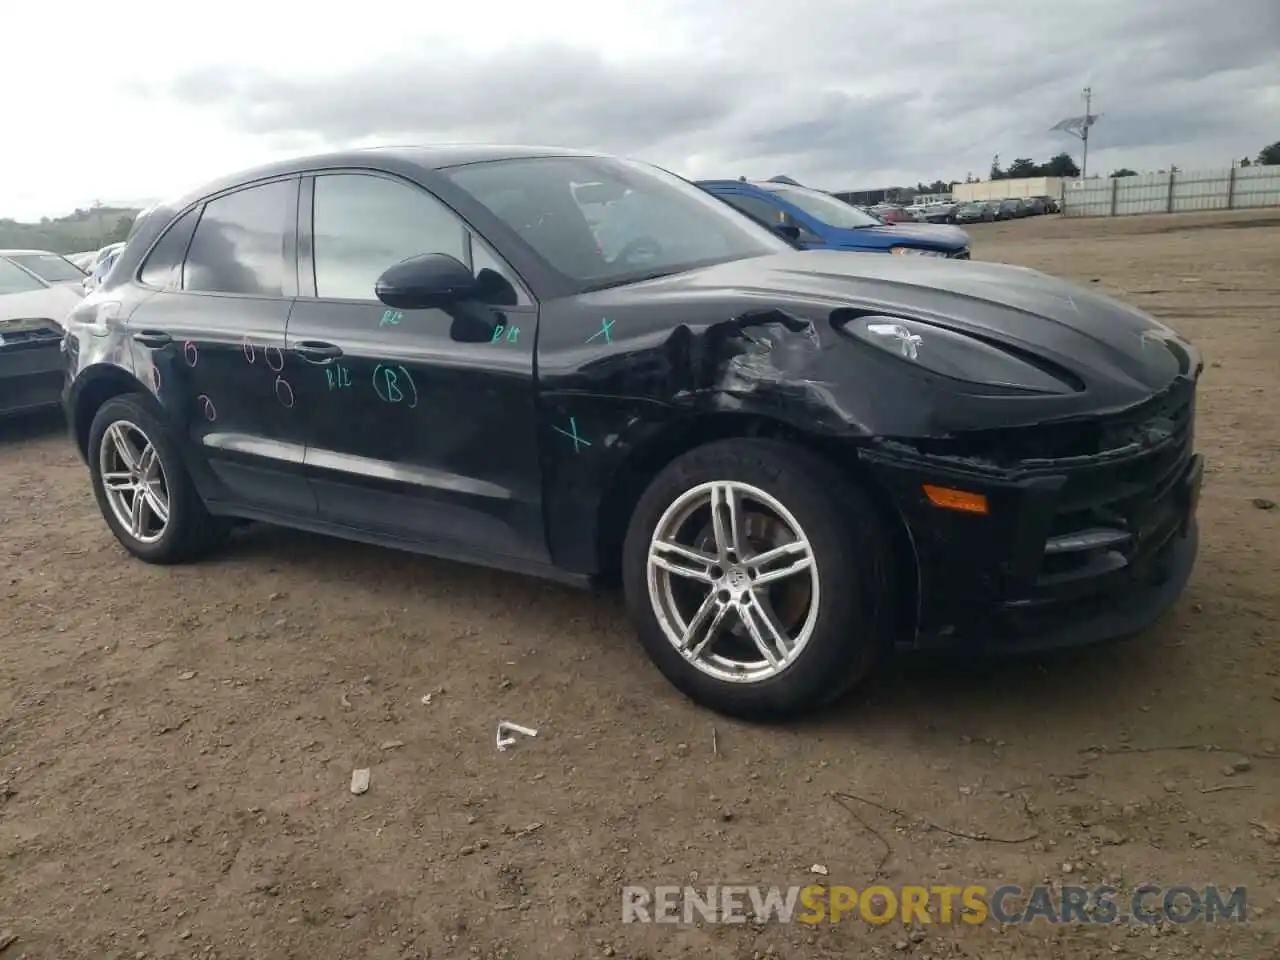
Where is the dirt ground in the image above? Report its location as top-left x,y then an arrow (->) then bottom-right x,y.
2,208 -> 1279,960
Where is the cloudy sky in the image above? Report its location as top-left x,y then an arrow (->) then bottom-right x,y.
3,0 -> 1278,220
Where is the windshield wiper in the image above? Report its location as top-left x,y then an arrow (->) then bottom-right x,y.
581,267 -> 679,292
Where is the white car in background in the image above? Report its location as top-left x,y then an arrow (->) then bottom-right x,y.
67,250 -> 98,270
82,243 -> 125,294
79,241 -> 126,280
0,256 -> 83,418
903,202 -> 931,222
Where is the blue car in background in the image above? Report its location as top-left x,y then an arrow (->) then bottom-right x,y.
697,178 -> 972,259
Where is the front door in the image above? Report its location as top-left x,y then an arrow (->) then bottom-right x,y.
124,177 -> 315,517
286,171 -> 547,567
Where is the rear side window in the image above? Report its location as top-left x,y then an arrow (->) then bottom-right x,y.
183,180 -> 294,296
138,207 -> 201,289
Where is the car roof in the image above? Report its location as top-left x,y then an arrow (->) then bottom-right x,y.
0,248 -> 62,256
186,143 -> 599,196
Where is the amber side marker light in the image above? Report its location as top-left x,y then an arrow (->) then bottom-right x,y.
922,484 -> 989,515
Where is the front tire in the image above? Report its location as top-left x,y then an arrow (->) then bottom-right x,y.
621,439 -> 894,720
88,394 -> 230,564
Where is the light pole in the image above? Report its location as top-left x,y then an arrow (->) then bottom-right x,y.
1050,87 -> 1101,179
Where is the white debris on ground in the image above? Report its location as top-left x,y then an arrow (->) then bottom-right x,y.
495,721 -> 538,751
350,768 -> 370,795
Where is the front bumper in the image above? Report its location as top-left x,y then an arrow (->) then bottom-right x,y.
0,337 -> 64,418
860,381 -> 1203,653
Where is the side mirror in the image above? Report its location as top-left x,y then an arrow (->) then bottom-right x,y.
774,224 -> 802,241
375,253 -> 477,310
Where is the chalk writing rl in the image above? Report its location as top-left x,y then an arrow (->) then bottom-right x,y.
325,363 -> 353,390
380,309 -> 404,327
552,416 -> 591,453
490,324 -> 521,344
586,317 -> 614,345
372,363 -> 419,408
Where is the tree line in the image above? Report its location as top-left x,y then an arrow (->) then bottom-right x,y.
0,206 -> 138,255
910,152 -> 1082,194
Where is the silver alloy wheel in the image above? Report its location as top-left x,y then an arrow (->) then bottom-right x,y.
99,420 -> 170,545
647,480 -> 820,684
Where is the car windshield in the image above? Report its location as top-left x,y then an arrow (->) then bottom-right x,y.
443,156 -> 789,292
0,257 -> 48,294
8,253 -> 85,282
760,183 -> 883,229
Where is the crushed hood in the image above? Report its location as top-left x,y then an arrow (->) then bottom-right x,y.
628,250 -> 1191,400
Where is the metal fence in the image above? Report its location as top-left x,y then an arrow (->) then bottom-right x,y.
1061,165 -> 1280,217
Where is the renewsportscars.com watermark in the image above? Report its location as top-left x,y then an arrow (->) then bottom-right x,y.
622,884 -> 1247,926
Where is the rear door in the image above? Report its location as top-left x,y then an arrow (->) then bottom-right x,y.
124,177 -> 315,517
286,170 -> 547,566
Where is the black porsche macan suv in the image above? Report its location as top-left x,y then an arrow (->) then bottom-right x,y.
63,146 -> 1204,719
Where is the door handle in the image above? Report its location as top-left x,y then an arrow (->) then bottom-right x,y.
293,340 -> 343,362
132,330 -> 172,348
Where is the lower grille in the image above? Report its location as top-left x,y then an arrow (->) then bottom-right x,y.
1038,386 -> 1198,579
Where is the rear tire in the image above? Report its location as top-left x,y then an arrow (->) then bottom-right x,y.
88,394 -> 231,564
621,438 -> 894,720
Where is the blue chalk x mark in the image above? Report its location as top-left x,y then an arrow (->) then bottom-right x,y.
325,363 -> 352,390
552,416 -> 591,453
585,317 -> 614,345
372,364 -> 419,408
491,324 -> 521,344
380,309 -> 404,327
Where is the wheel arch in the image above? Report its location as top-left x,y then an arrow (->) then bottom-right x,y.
593,412 -> 920,638
71,366 -> 151,458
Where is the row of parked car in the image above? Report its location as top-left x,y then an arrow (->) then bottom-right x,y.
866,194 -> 1060,225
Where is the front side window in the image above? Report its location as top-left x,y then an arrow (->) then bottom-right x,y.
444,156 -> 788,293
8,253 -> 85,283
183,179 -> 294,296
0,258 -> 46,294
758,184 -> 882,229
312,173 -> 469,301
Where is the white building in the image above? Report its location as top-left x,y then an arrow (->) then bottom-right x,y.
953,177 -> 1067,203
